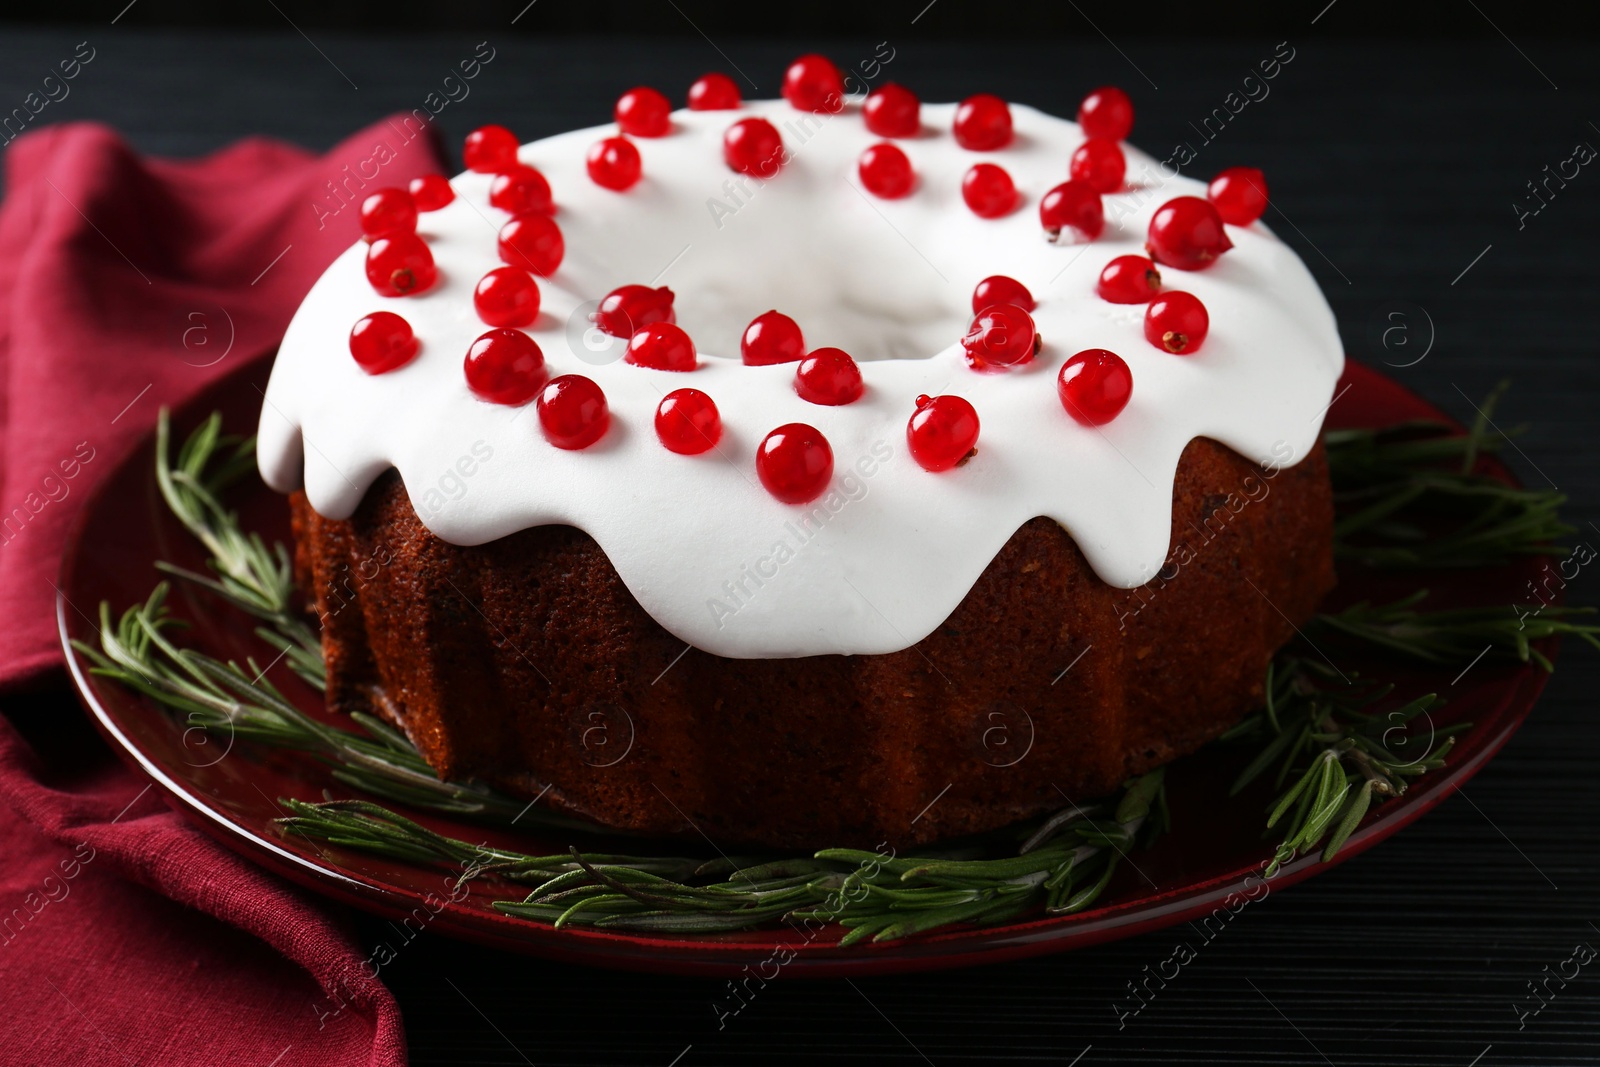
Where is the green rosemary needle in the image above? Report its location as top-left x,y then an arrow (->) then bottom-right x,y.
73,383 -> 1580,943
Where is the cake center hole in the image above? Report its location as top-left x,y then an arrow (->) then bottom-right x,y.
570,175 -> 971,362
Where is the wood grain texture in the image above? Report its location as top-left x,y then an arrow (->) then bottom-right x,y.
5,27 -> 1595,1066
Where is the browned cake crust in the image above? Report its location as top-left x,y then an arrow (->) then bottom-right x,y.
290,437 -> 1334,849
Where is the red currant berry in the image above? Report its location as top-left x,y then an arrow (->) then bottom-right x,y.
359,188 -> 417,240
962,304 -> 1039,369
655,388 -> 722,454
1069,138 -> 1126,194
464,328 -> 547,405
1077,87 -> 1133,141
498,213 -> 565,276
1057,348 -> 1132,425
626,322 -> 697,371
971,275 -> 1035,314
408,174 -> 455,212
464,125 -> 519,174
1146,196 -> 1233,270
795,348 -> 863,405
688,72 -> 741,110
615,86 -> 672,137
907,394 -> 980,472
1040,180 -> 1104,242
1208,166 -> 1269,225
723,118 -> 785,177
1144,291 -> 1209,354
741,310 -> 805,365
587,137 -> 642,191
489,166 -> 552,215
538,375 -> 610,449
962,163 -> 1016,218
864,83 -> 920,137
365,233 -> 437,297
473,266 -> 541,328
1097,255 -> 1161,303
782,54 -> 845,114
349,311 -> 418,374
593,285 -> 675,339
953,94 -> 1012,151
859,143 -> 914,199
756,423 -> 834,503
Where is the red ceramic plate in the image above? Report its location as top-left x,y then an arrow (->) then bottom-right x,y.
58,357 -> 1557,977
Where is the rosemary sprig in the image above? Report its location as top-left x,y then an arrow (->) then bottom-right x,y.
153,409 -> 323,689
1315,591 -> 1600,672
1327,380 -> 1574,569
1222,659 -> 1467,874
276,772 -> 1165,945
72,584 -> 547,824
73,385 -> 1583,945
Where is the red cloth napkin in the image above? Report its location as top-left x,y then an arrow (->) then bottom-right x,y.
0,119 -> 446,1066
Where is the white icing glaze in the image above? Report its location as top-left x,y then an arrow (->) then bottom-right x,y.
258,99 -> 1344,659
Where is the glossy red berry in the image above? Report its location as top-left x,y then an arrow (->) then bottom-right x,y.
364,233 -> 436,297
473,267 -> 541,328
1144,291 -> 1209,354
498,213 -> 564,276
688,72 -> 741,110
1070,138 -> 1126,194
538,375 -> 610,449
464,125 -> 519,174
408,174 -> 454,211
953,94 -> 1012,151
795,348 -> 863,405
782,54 -> 845,114
741,310 -> 805,365
349,312 -> 418,374
359,188 -> 417,240
723,118 -> 785,178
490,166 -> 553,215
1077,87 -> 1133,141
587,137 -> 642,191
859,143 -> 914,199
655,388 -> 722,454
962,304 -> 1039,369
864,83 -> 920,137
464,328 -> 547,405
1097,255 -> 1161,303
1039,180 -> 1104,242
756,423 -> 834,503
626,322 -> 697,371
1147,196 -> 1234,270
1058,348 -> 1132,425
962,163 -> 1016,218
615,87 -> 671,137
594,285 -> 675,339
1208,166 -> 1269,225
971,275 -> 1035,314
907,395 -> 979,472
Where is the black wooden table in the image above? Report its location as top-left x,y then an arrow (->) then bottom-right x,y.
5,23 -> 1598,1067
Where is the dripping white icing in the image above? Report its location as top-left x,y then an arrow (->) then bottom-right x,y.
258,100 -> 1344,659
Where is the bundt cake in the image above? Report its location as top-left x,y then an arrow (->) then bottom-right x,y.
258,65 -> 1344,848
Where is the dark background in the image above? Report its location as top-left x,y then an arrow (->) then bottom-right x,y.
5,2 -> 1600,1064
14,0 -> 1600,38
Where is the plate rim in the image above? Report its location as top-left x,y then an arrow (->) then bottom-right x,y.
55,356 -> 1557,977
